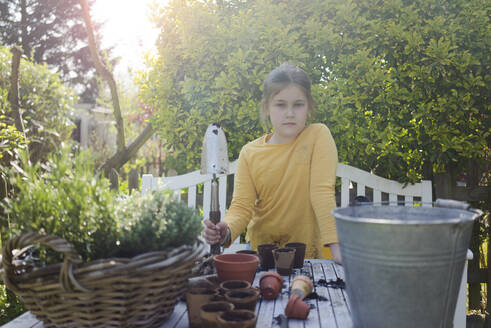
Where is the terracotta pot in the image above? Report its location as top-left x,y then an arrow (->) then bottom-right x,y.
217,309 -> 258,328
291,275 -> 313,299
213,253 -> 259,283
185,288 -> 219,328
200,301 -> 235,328
273,247 -> 296,276
224,288 -> 260,311
285,242 -> 307,268
257,244 -> 278,270
285,294 -> 311,320
236,250 -> 259,258
220,280 -> 251,293
259,272 -> 284,300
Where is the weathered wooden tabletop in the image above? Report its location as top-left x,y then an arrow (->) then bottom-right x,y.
2,259 -> 352,328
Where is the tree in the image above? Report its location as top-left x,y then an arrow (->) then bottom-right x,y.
139,0 -> 314,173
141,0 -> 489,193
0,0 -> 111,102
0,46 -> 76,164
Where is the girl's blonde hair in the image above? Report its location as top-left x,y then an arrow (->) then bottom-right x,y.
260,63 -> 316,124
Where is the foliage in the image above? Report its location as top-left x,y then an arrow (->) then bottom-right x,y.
115,191 -> 203,258
0,46 -> 76,164
0,0 -> 112,102
140,0 -> 489,185
314,0 -> 490,183
0,285 -> 25,325
1,144 -> 120,262
0,113 -> 27,196
2,143 -> 202,262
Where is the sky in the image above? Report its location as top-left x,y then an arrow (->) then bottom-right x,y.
91,0 -> 162,82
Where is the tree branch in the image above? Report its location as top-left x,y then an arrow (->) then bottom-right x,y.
101,123 -> 154,174
79,0 -> 125,152
7,46 -> 26,135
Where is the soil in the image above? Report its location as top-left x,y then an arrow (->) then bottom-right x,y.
222,312 -> 253,322
274,314 -> 287,325
229,291 -> 252,299
316,278 -> 346,289
305,292 -> 328,301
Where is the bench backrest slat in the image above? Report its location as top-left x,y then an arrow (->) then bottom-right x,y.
141,159 -> 433,214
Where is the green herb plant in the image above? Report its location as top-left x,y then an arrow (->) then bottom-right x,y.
115,190 -> 203,258
1,143 -> 119,263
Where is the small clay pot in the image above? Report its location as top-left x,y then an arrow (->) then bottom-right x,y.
186,288 -> 220,328
224,288 -> 260,311
285,242 -> 307,268
217,309 -> 257,328
285,294 -> 311,320
200,301 -> 235,328
273,247 -> 296,276
213,253 -> 259,283
220,280 -> 252,293
259,272 -> 283,300
257,244 -> 278,270
291,275 -> 314,299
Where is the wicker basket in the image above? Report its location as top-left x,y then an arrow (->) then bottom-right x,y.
1,232 -> 206,328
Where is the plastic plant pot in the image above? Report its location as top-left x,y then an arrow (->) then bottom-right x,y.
257,244 -> 278,270
213,253 -> 259,283
272,247 -> 296,276
259,272 -> 284,300
285,242 -> 307,268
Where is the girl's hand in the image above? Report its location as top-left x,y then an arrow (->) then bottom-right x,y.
328,243 -> 342,265
203,219 -> 230,245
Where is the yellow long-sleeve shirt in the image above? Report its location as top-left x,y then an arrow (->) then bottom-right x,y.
224,123 -> 338,258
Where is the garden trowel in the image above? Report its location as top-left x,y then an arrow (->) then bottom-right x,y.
200,123 -> 229,255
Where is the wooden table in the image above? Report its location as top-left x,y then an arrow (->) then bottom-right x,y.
2,259 -> 352,328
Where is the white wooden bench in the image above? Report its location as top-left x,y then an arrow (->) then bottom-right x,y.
141,160 -> 471,328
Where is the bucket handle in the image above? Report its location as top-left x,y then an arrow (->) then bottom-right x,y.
436,198 -> 483,216
435,198 -> 471,210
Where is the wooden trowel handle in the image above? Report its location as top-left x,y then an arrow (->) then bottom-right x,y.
210,210 -> 221,255
210,210 -> 220,225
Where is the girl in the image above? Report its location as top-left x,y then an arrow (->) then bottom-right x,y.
203,63 -> 341,263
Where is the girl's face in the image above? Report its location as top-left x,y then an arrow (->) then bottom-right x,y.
265,84 -> 309,144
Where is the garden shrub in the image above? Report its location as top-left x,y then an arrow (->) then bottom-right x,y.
1,143 -> 119,262
0,46 -> 75,164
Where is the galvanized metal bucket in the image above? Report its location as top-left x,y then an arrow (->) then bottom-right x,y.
332,200 -> 481,328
